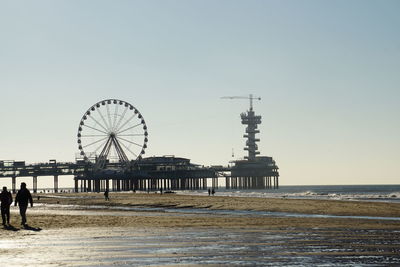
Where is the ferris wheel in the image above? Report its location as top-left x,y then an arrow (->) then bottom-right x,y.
77,99 -> 148,168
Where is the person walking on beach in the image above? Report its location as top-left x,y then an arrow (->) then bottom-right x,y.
104,189 -> 109,201
15,182 -> 33,227
211,188 -> 215,196
0,186 -> 13,226
208,188 -> 211,196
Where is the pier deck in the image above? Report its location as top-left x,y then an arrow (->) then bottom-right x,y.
0,156 -> 279,193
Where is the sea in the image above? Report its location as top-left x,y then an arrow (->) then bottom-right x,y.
38,184 -> 400,203
176,184 -> 400,203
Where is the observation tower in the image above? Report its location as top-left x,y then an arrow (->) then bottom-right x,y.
240,95 -> 262,161
221,94 -> 279,189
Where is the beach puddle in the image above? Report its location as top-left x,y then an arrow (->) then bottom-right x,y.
1,227 -> 399,266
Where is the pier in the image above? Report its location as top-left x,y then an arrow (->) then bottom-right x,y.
0,155 -> 279,193
0,97 -> 279,192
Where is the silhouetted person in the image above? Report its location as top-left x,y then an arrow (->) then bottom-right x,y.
211,189 -> 215,196
15,182 -> 33,226
208,188 -> 211,196
0,186 -> 13,226
104,189 -> 109,201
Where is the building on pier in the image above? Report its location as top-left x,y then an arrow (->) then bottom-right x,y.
73,155 -> 217,193
222,94 -> 279,189
227,157 -> 279,189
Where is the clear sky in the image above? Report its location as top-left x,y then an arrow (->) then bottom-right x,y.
0,0 -> 399,186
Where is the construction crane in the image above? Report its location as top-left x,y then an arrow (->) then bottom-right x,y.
220,94 -> 261,111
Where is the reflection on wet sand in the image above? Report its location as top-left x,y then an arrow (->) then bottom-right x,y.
28,202 -> 400,221
0,227 -> 399,266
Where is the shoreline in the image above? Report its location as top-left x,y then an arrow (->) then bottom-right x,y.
36,192 -> 400,217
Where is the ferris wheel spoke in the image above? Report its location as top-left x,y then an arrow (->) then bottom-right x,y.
83,124 -> 108,135
106,104 -> 113,131
86,116 -> 109,133
81,134 -> 108,137
114,106 -> 129,131
112,103 -> 119,130
117,136 -> 143,147
116,113 -> 138,133
119,139 -> 138,158
96,107 -> 111,131
116,123 -> 142,135
117,134 -> 144,137
83,136 -> 109,148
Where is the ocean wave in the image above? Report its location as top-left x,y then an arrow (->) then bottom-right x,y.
388,192 -> 400,198
175,189 -> 400,203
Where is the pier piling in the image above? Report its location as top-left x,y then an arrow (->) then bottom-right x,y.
33,176 -> 37,193
54,175 -> 59,193
12,176 -> 16,193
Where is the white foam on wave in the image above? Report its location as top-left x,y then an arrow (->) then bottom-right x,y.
175,189 -> 400,203
388,192 -> 400,198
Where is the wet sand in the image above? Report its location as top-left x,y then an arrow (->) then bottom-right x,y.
2,193 -> 400,232
3,192 -> 400,232
37,191 -> 400,216
1,226 -> 399,266
1,192 -> 399,266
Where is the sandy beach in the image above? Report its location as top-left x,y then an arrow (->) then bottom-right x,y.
3,192 -> 400,231
37,192 -> 400,216
1,192 -> 399,266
